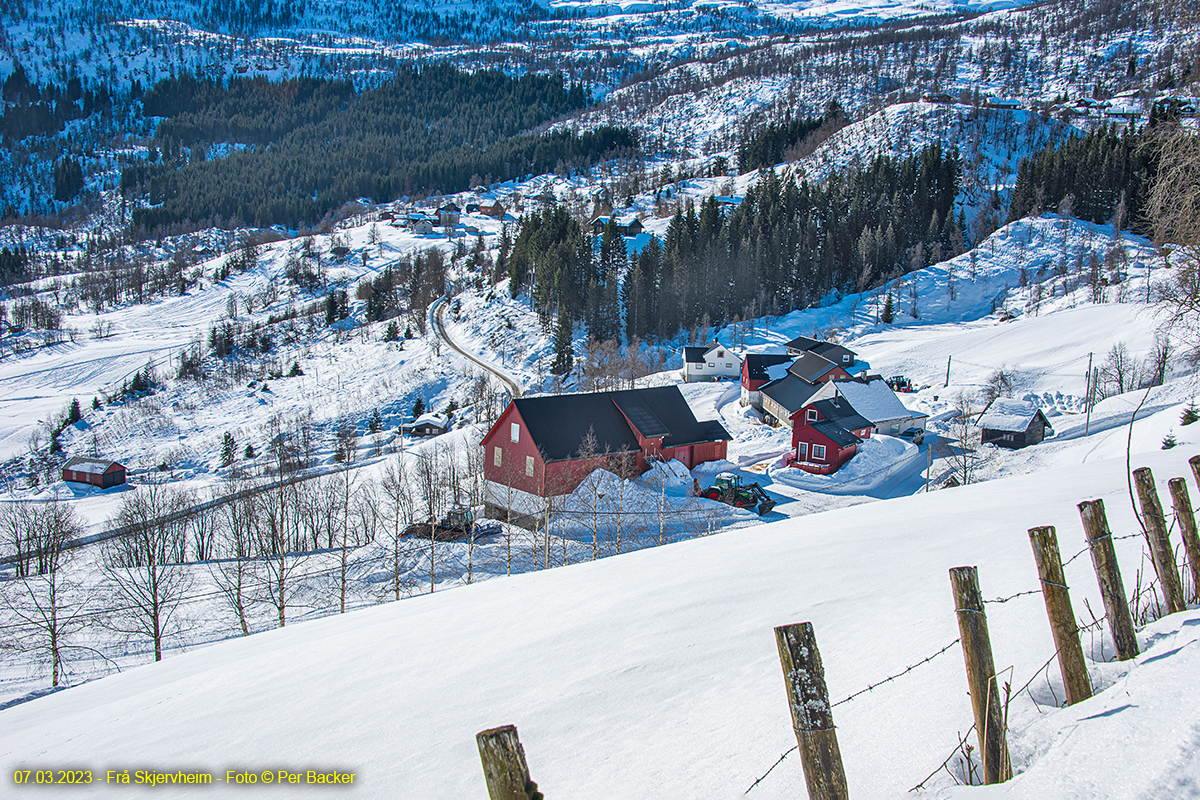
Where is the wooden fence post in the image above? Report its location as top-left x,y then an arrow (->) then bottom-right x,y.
477,725 -> 542,800
949,566 -> 1011,785
774,622 -> 850,800
1168,477 -> 1200,604
1028,526 -> 1092,705
1078,499 -> 1139,660
1190,455 -> 1200,491
1132,467 -> 1187,615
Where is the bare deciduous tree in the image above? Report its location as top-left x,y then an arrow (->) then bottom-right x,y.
1148,128 -> 1200,364
0,500 -> 102,686
102,482 -> 195,661
210,479 -> 258,637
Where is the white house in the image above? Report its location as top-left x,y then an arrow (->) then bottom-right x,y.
682,341 -> 742,383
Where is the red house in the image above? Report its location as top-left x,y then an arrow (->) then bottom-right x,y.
62,456 -> 127,488
788,397 -> 874,475
482,386 -> 731,518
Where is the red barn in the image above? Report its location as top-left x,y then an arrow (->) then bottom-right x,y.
740,353 -> 792,408
62,457 -> 127,488
482,386 -> 731,519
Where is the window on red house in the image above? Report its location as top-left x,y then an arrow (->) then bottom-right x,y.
812,444 -> 826,461
493,446 -> 502,467
806,409 -> 817,422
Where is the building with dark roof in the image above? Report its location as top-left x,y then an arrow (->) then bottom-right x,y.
787,351 -> 851,384
783,335 -> 857,368
760,375 -> 835,428
62,457 -> 127,488
481,386 -> 731,518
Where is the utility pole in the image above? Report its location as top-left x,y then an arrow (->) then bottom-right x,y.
944,355 -> 952,388
1084,351 -> 1093,436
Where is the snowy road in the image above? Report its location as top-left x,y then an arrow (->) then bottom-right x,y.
431,296 -> 524,398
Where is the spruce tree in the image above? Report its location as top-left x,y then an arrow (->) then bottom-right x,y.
881,292 -> 895,324
1182,400 -> 1198,426
368,408 -> 383,434
552,310 -> 574,375
221,432 -> 237,466
244,442 -> 255,459
67,398 -> 81,424
412,397 -> 425,417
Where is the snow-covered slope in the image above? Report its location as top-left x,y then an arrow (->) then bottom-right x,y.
2,446 -> 1197,798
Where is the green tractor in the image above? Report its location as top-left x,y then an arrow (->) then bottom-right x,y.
700,472 -> 777,516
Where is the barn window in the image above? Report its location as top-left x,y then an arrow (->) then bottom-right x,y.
493,446 -> 502,467
510,422 -> 520,443
812,444 -> 827,461
525,456 -> 534,476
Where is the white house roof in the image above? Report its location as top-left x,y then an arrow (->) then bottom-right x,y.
978,398 -> 1045,433
834,379 -> 923,425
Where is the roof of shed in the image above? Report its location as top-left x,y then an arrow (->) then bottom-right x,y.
978,398 -> 1052,433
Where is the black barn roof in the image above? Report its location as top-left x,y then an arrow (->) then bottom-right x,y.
510,386 -> 730,463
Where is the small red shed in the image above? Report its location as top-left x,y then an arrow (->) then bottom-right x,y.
62,457 -> 127,488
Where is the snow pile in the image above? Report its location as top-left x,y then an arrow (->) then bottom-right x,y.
768,435 -> 920,494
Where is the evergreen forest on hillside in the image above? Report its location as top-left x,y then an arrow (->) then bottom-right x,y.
510,143 -> 963,349
120,68 -> 633,231
1008,123 -> 1161,233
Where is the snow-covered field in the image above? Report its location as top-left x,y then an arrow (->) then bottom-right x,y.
3,444 -> 1198,798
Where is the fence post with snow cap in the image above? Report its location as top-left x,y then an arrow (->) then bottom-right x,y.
1132,467 -> 1187,615
1077,499 -> 1139,660
1028,526 -> 1092,705
1167,477 -> 1200,603
773,622 -> 849,800
476,725 -> 543,800
949,566 -> 1011,785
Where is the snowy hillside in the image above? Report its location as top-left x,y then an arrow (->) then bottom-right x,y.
2,446 -> 1198,798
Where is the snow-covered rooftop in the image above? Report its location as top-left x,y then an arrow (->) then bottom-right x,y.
833,379 -> 921,426
978,398 -> 1045,432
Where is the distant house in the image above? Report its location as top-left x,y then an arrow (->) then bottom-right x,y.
682,341 -> 742,383
922,92 -> 955,104
591,216 -> 644,237
783,335 -> 857,368
978,399 -> 1053,449
378,211 -> 395,221
984,97 -> 1022,110
404,213 -> 436,234
402,413 -> 449,438
437,203 -> 461,227
479,200 -> 505,218
788,395 -> 873,475
740,353 -> 793,408
62,457 -> 127,489
832,378 -> 928,437
481,386 -> 731,520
